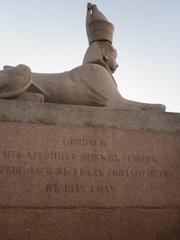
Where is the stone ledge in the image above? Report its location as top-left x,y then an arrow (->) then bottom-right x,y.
0,100 -> 180,132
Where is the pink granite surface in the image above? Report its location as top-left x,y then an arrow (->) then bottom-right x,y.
0,208 -> 179,240
0,121 -> 179,239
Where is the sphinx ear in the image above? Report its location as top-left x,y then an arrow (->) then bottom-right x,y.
102,48 -> 109,61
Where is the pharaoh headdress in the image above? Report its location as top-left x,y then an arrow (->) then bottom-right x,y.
86,3 -> 114,45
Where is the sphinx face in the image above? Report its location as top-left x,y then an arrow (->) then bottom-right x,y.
104,46 -> 118,73
103,43 -> 118,73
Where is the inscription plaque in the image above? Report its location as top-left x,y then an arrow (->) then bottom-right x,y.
0,122 -> 180,208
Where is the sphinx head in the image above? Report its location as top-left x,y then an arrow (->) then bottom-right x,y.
83,40 -> 118,73
84,4 -> 118,73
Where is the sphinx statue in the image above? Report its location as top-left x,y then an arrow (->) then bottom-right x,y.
0,3 -> 165,111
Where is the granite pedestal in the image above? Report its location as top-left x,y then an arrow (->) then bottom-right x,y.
0,100 -> 179,240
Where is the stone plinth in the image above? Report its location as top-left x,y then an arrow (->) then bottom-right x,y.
0,100 -> 180,240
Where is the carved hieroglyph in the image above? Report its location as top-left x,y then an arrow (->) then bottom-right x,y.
0,3 -> 165,111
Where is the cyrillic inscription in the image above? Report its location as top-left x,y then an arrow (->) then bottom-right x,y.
0,123 -> 179,207
0,165 -> 174,178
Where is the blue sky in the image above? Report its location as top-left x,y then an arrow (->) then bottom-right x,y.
0,0 -> 179,112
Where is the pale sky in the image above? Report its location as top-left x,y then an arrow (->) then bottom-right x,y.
0,0 -> 179,112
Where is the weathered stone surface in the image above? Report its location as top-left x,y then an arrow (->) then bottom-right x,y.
0,2 -> 177,238
0,100 -> 179,131
0,100 -> 179,239
0,209 -> 179,240
0,122 -> 179,208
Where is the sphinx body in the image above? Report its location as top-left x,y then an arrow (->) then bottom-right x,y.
0,60 -> 165,111
0,4 -> 165,111
30,64 -> 120,107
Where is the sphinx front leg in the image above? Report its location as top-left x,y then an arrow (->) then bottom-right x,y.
120,98 -> 166,112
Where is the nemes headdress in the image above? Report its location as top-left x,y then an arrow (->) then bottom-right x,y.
86,3 -> 114,45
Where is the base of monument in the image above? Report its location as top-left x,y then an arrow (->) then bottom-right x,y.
0,100 -> 179,240
0,208 -> 179,240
